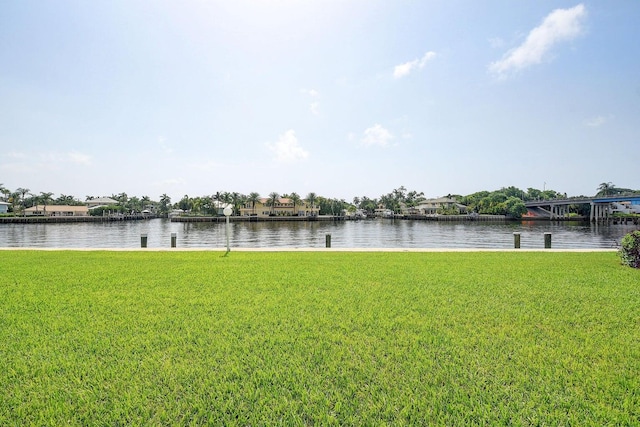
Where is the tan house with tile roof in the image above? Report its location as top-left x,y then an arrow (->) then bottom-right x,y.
239,197 -> 319,217
25,205 -> 89,216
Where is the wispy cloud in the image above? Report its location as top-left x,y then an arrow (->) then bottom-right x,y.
489,4 -> 586,76
266,130 -> 309,162
67,151 -> 92,165
361,124 -> 394,147
6,151 -> 27,159
301,89 -> 321,116
585,115 -> 612,127
158,136 -> 173,154
0,150 -> 92,174
393,51 -> 436,79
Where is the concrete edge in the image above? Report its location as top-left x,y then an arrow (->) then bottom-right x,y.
0,247 -> 619,252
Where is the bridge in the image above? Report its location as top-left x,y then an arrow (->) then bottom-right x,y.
525,195 -> 640,222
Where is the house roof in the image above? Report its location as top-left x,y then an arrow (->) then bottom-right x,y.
0,201 -> 10,206
259,197 -> 294,204
85,197 -> 119,205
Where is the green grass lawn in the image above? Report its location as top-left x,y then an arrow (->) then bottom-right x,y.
1,251 -> 638,425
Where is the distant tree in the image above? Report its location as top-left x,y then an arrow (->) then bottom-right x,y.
126,196 -> 140,213
178,195 -> 192,212
56,194 -> 81,205
16,187 -> 30,216
212,191 -> 222,205
357,196 -> 378,215
141,195 -> 151,210
247,192 -> 260,215
289,192 -> 302,216
503,197 -> 528,218
266,192 -> 280,215
597,182 -> 614,197
305,192 -> 318,215
200,195 -> 213,215
502,186 -> 526,200
231,192 -> 245,215
159,194 -> 171,216
191,197 -> 204,215
40,192 -> 54,215
405,190 -> 425,208
112,193 -> 128,208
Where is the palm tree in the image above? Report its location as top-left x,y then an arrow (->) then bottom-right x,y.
141,195 -> 151,211
40,192 -> 54,215
231,192 -> 246,216
247,192 -> 260,216
305,192 -> 317,216
597,182 -> 615,197
192,197 -> 203,215
289,192 -> 301,216
266,192 -> 280,215
159,194 -> 171,216
16,187 -> 30,216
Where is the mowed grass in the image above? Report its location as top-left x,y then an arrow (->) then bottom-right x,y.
1,251 -> 638,425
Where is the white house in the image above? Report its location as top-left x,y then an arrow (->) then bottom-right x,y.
85,197 -> 119,209
0,201 -> 10,214
414,197 -> 468,215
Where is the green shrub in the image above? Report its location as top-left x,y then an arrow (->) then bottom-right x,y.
619,230 -> 640,268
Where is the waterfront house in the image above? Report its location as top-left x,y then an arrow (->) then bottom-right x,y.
239,197 -> 319,217
414,197 -> 468,215
85,197 -> 119,209
374,207 -> 394,217
213,201 -> 233,216
0,201 -> 10,214
25,205 -> 89,217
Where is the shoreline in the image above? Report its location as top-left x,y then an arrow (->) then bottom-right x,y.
0,247 -> 618,252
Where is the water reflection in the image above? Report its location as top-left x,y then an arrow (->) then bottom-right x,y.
0,218 -> 636,249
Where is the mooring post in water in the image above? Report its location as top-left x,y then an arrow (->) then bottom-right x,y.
141,233 -> 148,248
513,232 -> 521,249
544,232 -> 552,249
325,234 -> 331,248
171,233 -> 177,248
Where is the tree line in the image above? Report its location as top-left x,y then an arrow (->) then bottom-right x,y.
1,182 -> 637,218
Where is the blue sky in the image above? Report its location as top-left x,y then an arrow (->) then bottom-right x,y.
1,1 -> 638,202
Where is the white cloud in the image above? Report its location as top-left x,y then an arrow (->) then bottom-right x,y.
489,4 -> 586,76
266,130 -> 309,162
393,51 -> 436,79
158,136 -> 173,154
301,88 -> 319,97
67,151 -> 92,165
585,115 -> 612,127
6,151 -> 27,159
488,37 -> 505,49
361,124 -> 394,147
301,88 -> 321,115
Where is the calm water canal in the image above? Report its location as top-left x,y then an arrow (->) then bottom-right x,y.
0,218 -> 636,249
